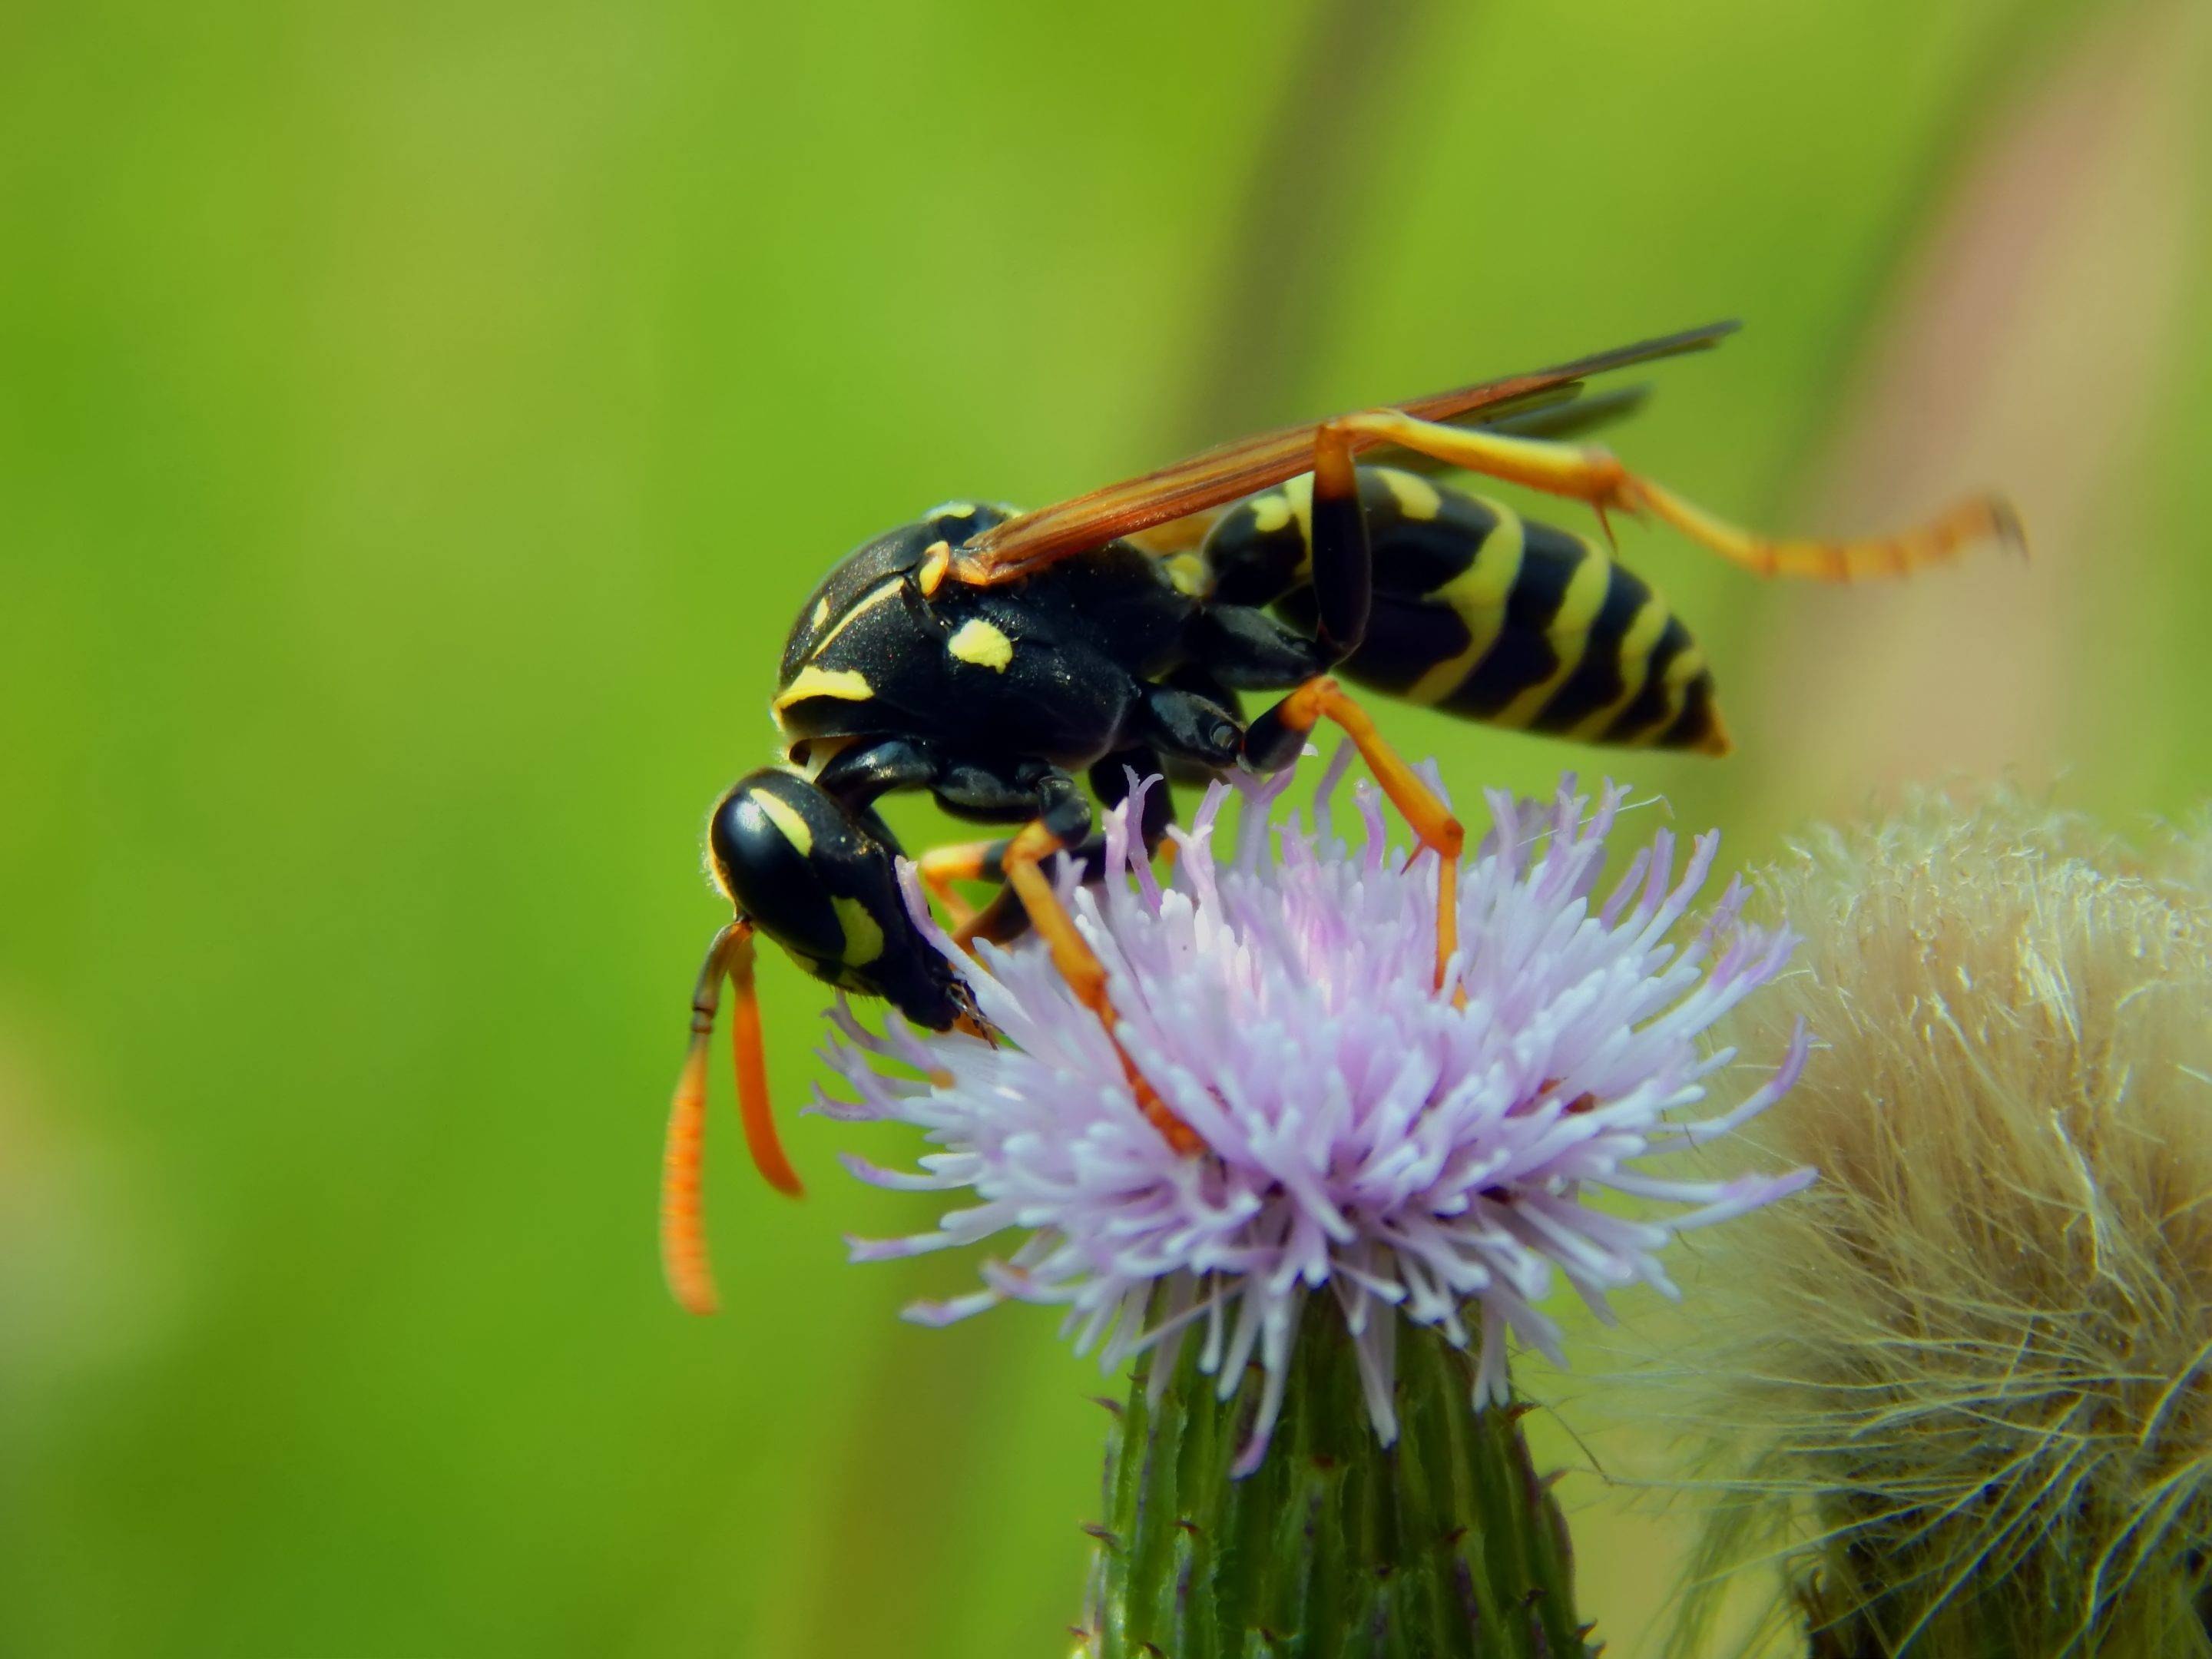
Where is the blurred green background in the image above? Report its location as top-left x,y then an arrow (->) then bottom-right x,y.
5,1 -> 2209,1653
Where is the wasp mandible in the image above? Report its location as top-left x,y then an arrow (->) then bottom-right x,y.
661,320 -> 2021,1312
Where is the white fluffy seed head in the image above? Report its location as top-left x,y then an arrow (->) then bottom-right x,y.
1674,789 -> 2212,1655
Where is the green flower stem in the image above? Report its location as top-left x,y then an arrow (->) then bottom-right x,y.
1082,1312 -> 1591,1658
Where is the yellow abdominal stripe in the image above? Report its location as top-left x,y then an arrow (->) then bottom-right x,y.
1406,498 -> 1525,706
1497,538 -> 1614,730
1377,467 -> 1442,522
1569,594 -> 1671,742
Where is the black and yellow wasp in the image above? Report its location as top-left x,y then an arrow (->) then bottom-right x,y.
661,320 -> 2018,1311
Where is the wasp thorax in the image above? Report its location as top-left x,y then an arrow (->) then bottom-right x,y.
707,769 -> 971,1030
777,504 -> 1016,684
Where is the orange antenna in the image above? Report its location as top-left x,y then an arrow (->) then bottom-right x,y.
726,927 -> 803,1197
660,920 -> 803,1317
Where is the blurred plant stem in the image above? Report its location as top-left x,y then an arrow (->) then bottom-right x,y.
1169,0 -> 1442,449
1081,1312 -> 1588,1659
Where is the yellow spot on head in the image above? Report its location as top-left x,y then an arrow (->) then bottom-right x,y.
773,665 -> 875,712
832,896 -> 885,966
748,788 -> 813,857
947,617 -> 1013,671
1379,468 -> 1443,522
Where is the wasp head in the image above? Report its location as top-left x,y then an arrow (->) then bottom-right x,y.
707,769 -> 975,1031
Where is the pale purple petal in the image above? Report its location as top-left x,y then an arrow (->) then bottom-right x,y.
820,768 -> 1812,1472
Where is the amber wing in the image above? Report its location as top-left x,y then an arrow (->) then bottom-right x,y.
951,320 -> 1740,586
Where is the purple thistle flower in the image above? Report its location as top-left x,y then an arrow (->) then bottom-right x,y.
822,756 -> 1813,1475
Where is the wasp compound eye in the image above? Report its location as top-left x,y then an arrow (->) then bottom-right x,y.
708,770 -> 969,1032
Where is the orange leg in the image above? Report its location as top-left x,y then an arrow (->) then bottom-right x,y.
660,919 -> 802,1319
1332,407 -> 2024,582
995,820 -> 1205,1157
1254,678 -> 1465,993
917,839 -> 998,932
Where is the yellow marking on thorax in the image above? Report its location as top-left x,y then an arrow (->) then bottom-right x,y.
748,788 -> 813,856
1495,537 -> 1614,730
918,540 -> 951,596
1567,593 -> 1671,743
924,500 -> 976,520
809,595 -> 831,631
1378,467 -> 1443,522
1406,499 -> 1525,706
831,896 -> 884,966
773,665 -> 875,713
947,617 -> 1013,671
808,578 -> 903,657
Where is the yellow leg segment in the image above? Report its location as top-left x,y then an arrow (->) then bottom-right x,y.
917,839 -> 995,932
996,820 -> 1204,1157
1334,409 -> 2024,582
1267,678 -> 1466,993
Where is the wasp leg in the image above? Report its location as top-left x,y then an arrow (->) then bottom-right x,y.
1247,678 -> 1466,993
1323,409 -> 2022,581
814,737 -> 940,824
1000,830 -> 1204,1156
918,840 -> 998,931
963,770 -> 1202,1154
926,836 -> 1131,943
661,919 -> 802,1316
948,836 -> 1119,949
941,747 -> 1177,951
1309,419 -> 1373,657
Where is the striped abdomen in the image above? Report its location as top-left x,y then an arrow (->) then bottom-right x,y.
1204,467 -> 1728,753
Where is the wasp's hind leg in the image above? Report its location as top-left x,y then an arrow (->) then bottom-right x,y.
1329,407 -> 2022,581
1247,678 -> 1465,993
1238,421 -> 1467,992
